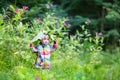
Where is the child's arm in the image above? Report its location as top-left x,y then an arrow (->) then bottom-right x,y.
32,47 -> 38,52
30,43 -> 38,52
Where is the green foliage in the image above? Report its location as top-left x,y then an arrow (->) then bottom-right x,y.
75,25 -> 104,52
0,14 -> 3,25
0,1 -> 120,80
105,10 -> 120,21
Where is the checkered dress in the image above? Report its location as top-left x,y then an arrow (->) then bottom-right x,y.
32,44 -> 52,69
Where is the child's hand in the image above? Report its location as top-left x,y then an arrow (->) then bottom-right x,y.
53,40 -> 57,49
54,40 -> 57,44
30,43 -> 33,47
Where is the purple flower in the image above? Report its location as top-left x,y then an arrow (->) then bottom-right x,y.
35,18 -> 42,23
96,32 -> 103,37
63,22 -> 67,26
14,8 -> 19,13
63,22 -> 71,28
67,24 -> 71,28
98,32 -> 103,37
22,6 -> 29,10
37,18 -> 42,22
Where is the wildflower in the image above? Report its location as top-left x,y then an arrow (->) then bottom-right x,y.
98,32 -> 103,37
22,6 -> 29,10
14,8 -> 19,13
63,22 -> 67,26
35,18 -> 42,23
67,24 -> 71,28
96,32 -> 103,38
36,18 -> 42,22
63,22 -> 71,28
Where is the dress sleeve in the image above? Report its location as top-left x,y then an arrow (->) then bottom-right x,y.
32,47 -> 38,52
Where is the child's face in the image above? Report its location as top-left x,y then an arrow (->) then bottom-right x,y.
42,35 -> 49,45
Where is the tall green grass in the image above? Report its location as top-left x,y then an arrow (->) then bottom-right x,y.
0,46 -> 120,80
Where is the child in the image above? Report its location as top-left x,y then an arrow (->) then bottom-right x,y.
30,34 -> 57,69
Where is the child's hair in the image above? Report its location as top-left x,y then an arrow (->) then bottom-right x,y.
39,41 -> 42,45
44,34 -> 49,38
38,34 -> 50,45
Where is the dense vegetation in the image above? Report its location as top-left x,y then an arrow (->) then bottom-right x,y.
0,0 -> 120,80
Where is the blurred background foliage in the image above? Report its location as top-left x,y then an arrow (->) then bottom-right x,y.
0,0 -> 120,80
52,0 -> 120,48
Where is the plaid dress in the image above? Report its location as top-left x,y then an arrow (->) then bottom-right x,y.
32,44 -> 52,69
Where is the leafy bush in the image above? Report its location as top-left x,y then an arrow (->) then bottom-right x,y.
0,3 -> 120,80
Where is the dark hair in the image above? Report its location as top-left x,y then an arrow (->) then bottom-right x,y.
39,41 -> 42,45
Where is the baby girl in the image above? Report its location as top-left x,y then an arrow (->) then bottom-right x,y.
30,34 -> 57,69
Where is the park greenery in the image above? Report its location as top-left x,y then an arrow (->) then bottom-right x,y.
0,0 -> 120,80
